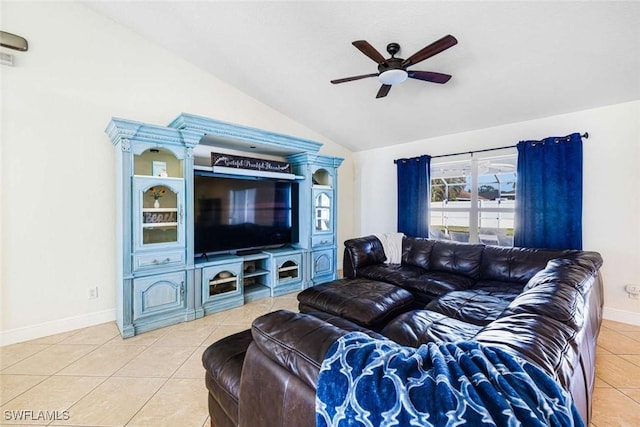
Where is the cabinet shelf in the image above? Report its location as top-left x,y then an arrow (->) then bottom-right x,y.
209,276 -> 237,286
244,268 -> 270,279
142,222 -> 178,228
133,175 -> 184,181
142,208 -> 178,212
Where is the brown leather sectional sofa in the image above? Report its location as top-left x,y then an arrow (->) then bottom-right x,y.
202,236 -> 603,426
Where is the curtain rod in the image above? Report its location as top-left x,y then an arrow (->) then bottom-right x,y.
394,132 -> 589,163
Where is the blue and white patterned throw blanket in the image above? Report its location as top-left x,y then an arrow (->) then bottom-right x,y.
316,332 -> 583,427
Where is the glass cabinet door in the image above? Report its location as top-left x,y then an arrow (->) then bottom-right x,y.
133,177 -> 185,250
313,190 -> 332,233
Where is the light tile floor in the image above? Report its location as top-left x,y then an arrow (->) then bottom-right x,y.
1,293 -> 639,426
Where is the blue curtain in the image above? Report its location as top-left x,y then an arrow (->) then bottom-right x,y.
396,155 -> 431,237
514,133 -> 583,250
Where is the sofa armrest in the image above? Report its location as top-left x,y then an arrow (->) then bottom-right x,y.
343,235 -> 387,278
249,310 -> 351,390
235,310 -> 369,427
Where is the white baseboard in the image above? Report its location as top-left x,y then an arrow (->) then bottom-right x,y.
603,306 -> 640,326
0,309 -> 116,347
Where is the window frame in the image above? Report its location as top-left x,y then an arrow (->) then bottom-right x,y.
430,152 -> 517,245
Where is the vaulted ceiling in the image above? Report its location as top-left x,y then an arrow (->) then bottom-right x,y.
86,1 -> 640,152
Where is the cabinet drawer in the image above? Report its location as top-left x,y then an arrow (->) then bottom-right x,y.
134,250 -> 185,271
312,235 -> 334,247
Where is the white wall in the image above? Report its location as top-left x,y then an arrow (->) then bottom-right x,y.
0,1 -> 354,345
354,100 -> 640,324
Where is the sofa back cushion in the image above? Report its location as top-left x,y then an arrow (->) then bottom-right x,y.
524,260 -> 597,296
401,237 -> 436,270
480,246 -> 568,284
430,240 -> 484,279
506,282 -> 585,331
474,313 -> 579,389
343,236 -> 387,278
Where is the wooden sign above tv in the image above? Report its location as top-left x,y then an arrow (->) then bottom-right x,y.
211,153 -> 291,174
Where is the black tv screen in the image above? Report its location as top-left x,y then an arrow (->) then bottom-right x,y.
194,172 -> 298,255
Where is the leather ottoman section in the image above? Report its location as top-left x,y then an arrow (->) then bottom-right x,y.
426,288 -> 520,326
297,278 -> 415,327
202,329 -> 253,427
381,310 -> 482,348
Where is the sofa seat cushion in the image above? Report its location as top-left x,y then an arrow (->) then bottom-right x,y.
401,271 -> 475,304
381,310 -> 482,348
425,289 -> 519,326
357,264 -> 426,286
297,278 -> 415,327
202,329 -> 253,427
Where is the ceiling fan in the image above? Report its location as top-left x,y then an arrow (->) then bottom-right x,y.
331,34 -> 458,98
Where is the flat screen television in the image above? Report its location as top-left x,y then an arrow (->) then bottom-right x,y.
194,171 -> 299,256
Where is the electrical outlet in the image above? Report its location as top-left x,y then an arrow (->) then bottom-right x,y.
625,284 -> 640,300
87,287 -> 98,299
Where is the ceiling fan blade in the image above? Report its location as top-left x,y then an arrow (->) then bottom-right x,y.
376,84 -> 392,98
401,35 -> 458,68
407,71 -> 452,84
352,40 -> 387,64
331,73 -> 379,84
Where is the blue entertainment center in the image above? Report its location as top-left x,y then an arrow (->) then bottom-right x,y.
106,113 -> 343,338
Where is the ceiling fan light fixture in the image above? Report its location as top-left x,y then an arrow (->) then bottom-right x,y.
378,69 -> 408,85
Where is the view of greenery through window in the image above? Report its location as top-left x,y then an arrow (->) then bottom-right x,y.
429,154 -> 517,246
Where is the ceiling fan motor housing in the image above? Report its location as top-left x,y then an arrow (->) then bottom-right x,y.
386,42 -> 401,57
378,57 -> 404,73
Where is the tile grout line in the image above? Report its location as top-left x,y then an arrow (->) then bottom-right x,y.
60,330 -> 173,427
1,334 -> 116,411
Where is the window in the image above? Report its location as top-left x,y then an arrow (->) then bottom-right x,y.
430,153 -> 517,246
